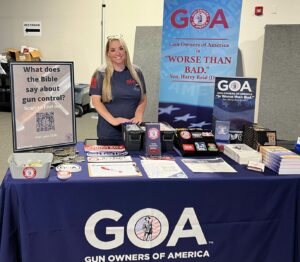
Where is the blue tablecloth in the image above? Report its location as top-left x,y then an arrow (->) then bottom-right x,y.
1,143 -> 300,262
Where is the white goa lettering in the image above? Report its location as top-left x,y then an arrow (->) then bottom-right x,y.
84,207 -> 207,250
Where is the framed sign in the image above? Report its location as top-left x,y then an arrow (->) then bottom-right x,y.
10,61 -> 77,152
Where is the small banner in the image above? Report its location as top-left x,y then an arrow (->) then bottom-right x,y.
213,76 -> 257,142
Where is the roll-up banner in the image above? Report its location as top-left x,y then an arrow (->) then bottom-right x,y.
158,0 -> 243,129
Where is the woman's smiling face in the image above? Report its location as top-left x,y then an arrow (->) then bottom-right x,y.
107,40 -> 126,68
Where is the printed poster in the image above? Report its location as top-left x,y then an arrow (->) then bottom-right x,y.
213,76 -> 257,142
10,62 -> 76,151
159,0 -> 243,129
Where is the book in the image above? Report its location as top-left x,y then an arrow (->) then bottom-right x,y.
266,165 -> 300,175
214,120 -> 230,143
259,146 -> 300,175
224,143 -> 262,165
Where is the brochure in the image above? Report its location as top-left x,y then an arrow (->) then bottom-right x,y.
87,156 -> 133,163
88,162 -> 141,177
181,157 -> 236,173
141,160 -> 187,179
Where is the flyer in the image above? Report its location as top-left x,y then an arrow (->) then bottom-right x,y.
141,160 -> 187,179
181,157 -> 236,173
88,162 -> 141,178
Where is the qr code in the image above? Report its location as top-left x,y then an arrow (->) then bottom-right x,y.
36,112 -> 55,132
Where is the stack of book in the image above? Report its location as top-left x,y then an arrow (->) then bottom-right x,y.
224,143 -> 262,165
259,146 -> 300,175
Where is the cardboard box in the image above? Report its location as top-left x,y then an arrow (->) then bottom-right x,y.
6,48 -> 41,61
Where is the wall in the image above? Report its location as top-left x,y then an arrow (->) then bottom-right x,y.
258,25 -> 300,140
0,0 -> 300,119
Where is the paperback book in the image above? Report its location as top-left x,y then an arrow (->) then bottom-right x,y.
224,143 -> 262,165
259,146 -> 300,175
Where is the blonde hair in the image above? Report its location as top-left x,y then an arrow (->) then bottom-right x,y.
102,36 -> 144,102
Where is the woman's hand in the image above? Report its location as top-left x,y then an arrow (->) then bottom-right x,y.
91,96 -> 130,126
112,117 -> 130,126
130,116 -> 142,125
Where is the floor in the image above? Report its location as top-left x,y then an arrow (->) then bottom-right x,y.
0,111 -> 98,181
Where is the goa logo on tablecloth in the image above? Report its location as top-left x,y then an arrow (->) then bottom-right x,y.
84,207 -> 208,250
134,215 -> 161,242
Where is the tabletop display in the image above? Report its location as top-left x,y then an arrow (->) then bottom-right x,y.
1,141 -> 300,262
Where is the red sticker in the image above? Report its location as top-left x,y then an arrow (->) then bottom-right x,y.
182,144 -> 195,151
22,167 -> 37,179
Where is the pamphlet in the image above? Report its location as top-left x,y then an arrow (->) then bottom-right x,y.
181,157 -> 236,173
141,160 -> 187,179
88,162 -> 141,177
144,123 -> 161,156
84,145 -> 126,152
247,161 -> 265,172
87,156 -> 133,163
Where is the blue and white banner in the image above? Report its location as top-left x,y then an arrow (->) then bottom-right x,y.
158,0 -> 243,129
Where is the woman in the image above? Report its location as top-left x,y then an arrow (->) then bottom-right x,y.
89,35 -> 147,145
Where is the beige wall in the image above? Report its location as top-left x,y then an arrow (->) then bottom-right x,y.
1,0 -> 300,118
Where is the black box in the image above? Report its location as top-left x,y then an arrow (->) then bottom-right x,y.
242,124 -> 277,150
174,128 -> 220,156
122,123 -> 143,151
123,122 -> 176,152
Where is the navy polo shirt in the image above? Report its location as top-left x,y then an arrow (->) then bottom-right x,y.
89,66 -> 146,141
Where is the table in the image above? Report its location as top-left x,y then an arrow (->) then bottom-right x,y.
1,143 -> 300,262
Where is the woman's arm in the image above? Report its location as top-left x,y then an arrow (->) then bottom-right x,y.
91,95 -> 130,126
